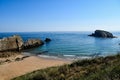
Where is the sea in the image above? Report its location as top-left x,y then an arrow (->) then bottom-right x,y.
0,31 -> 120,59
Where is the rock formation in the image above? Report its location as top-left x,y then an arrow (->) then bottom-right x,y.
24,39 -> 44,49
88,30 -> 116,38
45,38 -> 51,42
0,35 -> 44,52
0,35 -> 23,52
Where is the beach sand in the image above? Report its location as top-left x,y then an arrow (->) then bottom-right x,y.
0,54 -> 71,80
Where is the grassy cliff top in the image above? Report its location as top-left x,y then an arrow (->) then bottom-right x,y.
12,54 -> 120,80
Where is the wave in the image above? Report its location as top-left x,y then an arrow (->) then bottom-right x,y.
38,55 -> 61,59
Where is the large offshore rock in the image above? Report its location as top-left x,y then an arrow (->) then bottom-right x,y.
24,39 -> 44,49
0,35 -> 24,52
88,30 -> 116,38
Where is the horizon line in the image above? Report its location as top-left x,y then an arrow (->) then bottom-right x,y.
0,30 -> 120,33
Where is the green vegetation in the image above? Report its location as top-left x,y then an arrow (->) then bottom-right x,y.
12,54 -> 120,80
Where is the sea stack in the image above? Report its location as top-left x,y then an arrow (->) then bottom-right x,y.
88,30 -> 116,38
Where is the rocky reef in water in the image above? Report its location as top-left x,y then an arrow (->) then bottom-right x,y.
24,39 -> 44,49
45,38 -> 51,42
88,30 -> 116,38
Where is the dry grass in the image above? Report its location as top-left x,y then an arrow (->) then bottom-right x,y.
12,54 -> 120,80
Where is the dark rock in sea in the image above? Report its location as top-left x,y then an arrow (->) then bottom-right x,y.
45,38 -> 51,42
88,30 -> 116,38
0,35 -> 24,52
24,39 -> 44,49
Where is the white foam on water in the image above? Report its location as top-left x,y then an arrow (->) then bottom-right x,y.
63,55 -> 76,57
38,55 -> 60,59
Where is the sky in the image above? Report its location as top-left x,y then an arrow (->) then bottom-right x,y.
0,0 -> 120,32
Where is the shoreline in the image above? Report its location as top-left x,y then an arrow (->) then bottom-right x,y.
0,52 -> 71,80
0,51 -> 116,80
22,52 -> 93,61
22,52 -> 74,61
23,51 -> 117,61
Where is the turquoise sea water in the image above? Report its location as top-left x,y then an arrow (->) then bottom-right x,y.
1,32 -> 120,59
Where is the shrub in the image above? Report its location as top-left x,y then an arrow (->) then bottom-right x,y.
12,54 -> 120,80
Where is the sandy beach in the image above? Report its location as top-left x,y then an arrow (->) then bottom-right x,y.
0,54 -> 71,80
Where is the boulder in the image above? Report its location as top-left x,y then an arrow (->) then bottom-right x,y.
0,35 -> 24,52
88,30 -> 116,38
24,39 -> 44,49
45,38 -> 51,42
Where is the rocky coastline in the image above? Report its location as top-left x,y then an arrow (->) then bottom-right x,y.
0,35 -> 44,52
0,35 -> 47,59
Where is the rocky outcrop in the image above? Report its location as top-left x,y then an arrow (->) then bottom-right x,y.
45,38 -> 51,42
88,30 -> 116,38
0,35 -> 44,52
24,39 -> 44,49
0,35 -> 24,52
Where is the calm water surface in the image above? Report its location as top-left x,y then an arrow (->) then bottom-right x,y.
1,31 -> 120,59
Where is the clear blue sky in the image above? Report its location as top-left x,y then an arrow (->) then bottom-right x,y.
0,0 -> 120,32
